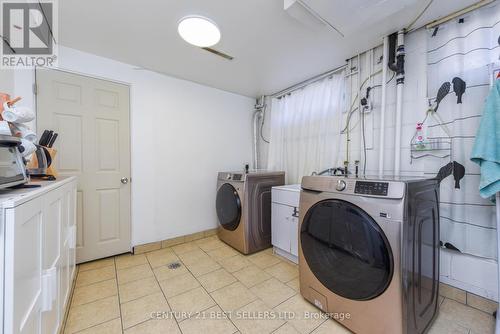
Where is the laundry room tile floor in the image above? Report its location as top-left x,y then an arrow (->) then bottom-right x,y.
63,236 -> 495,334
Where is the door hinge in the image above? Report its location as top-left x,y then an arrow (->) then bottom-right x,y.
33,83 -> 38,95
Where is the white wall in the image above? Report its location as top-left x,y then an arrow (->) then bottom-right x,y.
0,70 -> 14,94
11,46 -> 254,247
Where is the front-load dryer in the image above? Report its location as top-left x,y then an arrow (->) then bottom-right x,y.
216,171 -> 285,254
298,175 -> 440,334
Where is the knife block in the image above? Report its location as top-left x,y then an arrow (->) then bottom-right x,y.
26,146 -> 58,177
45,147 -> 58,177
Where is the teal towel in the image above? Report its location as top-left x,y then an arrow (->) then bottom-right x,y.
470,80 -> 500,199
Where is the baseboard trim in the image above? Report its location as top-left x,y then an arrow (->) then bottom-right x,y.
439,281 -> 498,314
132,228 -> 218,254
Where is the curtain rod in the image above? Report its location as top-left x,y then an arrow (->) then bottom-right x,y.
270,64 -> 347,98
422,0 -> 494,30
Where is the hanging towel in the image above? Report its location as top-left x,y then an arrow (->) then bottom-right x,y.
470,80 -> 500,199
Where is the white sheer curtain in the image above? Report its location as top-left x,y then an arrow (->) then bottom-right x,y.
267,72 -> 345,184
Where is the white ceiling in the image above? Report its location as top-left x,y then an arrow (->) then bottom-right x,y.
59,0 -> 480,97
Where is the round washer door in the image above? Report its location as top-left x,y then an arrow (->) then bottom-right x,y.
216,183 -> 242,231
301,199 -> 393,301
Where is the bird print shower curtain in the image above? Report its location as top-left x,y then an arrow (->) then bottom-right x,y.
426,2 -> 500,259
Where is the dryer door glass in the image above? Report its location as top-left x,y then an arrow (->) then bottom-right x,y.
216,183 -> 241,231
301,199 -> 393,300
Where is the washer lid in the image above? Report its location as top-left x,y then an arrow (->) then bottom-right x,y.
301,199 -> 393,301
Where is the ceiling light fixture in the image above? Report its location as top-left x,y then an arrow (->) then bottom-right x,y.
178,16 -> 221,47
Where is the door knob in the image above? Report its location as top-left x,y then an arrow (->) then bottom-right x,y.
121,177 -> 129,184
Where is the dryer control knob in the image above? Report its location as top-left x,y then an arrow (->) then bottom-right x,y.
336,179 -> 346,191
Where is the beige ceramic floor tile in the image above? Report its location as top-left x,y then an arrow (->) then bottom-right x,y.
76,318 -> 122,334
153,262 -> 189,281
65,296 -> 120,333
210,282 -> 257,311
179,305 -> 237,334
427,310 -> 469,334
232,299 -> 285,334
117,263 -> 154,285
233,265 -> 272,288
310,319 -> 351,334
146,248 -> 179,268
250,278 -> 296,308
218,255 -> 252,273
274,294 -> 326,334
248,253 -> 281,269
272,323 -> 301,334
184,257 -> 221,277
438,299 -> 494,334
264,262 -> 298,283
207,246 -> 239,261
168,287 -> 216,321
79,258 -> 115,272
196,238 -> 226,252
262,248 -> 274,255
247,249 -> 266,257
115,253 -> 148,270
124,318 -> 181,334
286,278 -> 300,292
178,249 -> 211,266
121,292 -> 170,329
159,272 -> 200,298
71,279 -> 118,306
76,266 -> 116,288
119,276 -> 161,303
198,268 -> 237,292
172,242 -> 201,255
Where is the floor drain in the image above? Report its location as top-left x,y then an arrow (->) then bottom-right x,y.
167,262 -> 182,269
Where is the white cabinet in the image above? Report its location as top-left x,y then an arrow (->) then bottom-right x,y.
271,185 -> 301,264
42,188 -> 63,334
4,198 -> 43,334
1,177 -> 77,334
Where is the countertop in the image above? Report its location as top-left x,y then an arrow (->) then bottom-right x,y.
272,184 -> 301,192
0,176 -> 77,208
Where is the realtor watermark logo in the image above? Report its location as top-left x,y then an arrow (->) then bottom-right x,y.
1,0 -> 58,68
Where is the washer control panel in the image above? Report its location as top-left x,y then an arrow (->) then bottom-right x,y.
354,181 -> 389,196
335,179 -> 346,191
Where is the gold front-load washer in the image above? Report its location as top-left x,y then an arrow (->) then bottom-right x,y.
216,171 -> 284,254
298,175 -> 440,334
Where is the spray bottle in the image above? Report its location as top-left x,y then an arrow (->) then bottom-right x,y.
415,123 -> 426,150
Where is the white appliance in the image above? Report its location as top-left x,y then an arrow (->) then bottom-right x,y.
1,177 -> 77,334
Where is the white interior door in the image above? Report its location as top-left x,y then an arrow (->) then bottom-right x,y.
36,69 -> 131,263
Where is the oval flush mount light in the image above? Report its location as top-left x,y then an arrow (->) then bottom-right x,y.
178,16 -> 221,47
